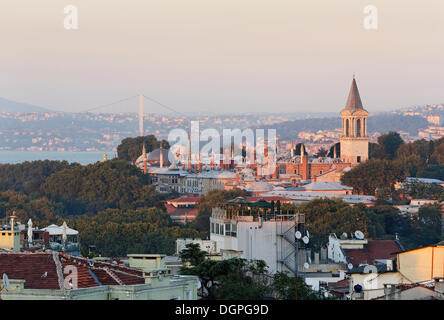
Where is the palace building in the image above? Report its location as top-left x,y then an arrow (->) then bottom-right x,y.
136,77 -> 370,194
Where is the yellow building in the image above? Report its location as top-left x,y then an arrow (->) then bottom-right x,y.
0,216 -> 20,251
349,245 -> 444,300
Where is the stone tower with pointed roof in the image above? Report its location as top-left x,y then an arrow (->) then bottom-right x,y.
340,77 -> 369,165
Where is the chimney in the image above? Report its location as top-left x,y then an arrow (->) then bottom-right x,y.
383,284 -> 397,300
236,171 -> 240,185
10,215 -> 15,233
435,278 -> 444,294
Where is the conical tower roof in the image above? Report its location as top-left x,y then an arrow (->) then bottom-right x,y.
345,77 -> 364,111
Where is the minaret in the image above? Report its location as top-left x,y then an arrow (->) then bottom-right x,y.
187,132 -> 192,173
142,144 -> 147,174
198,151 -> 202,173
340,76 -> 369,165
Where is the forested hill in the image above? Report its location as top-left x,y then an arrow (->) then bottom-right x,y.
256,113 -> 428,139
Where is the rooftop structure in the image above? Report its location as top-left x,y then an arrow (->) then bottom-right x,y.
0,250 -> 198,300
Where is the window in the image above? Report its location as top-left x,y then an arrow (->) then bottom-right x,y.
215,224 -> 219,234
225,224 -> 231,236
357,156 -> 361,163
211,223 -> 215,233
231,224 -> 237,237
356,119 -> 361,137
346,119 -> 349,137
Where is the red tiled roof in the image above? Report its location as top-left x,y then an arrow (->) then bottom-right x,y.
165,204 -> 198,218
344,240 -> 401,267
0,252 -> 60,289
167,196 -> 201,204
0,251 -> 145,290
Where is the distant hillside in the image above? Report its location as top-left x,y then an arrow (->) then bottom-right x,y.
0,97 -> 52,113
256,113 -> 429,139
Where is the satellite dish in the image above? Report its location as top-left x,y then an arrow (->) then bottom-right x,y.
340,232 -> 348,239
355,231 -> 364,240
324,291 -> 329,298
354,284 -> 363,293
2,273 -> 10,291
302,236 -> 309,244
303,262 -> 309,269
306,230 -> 310,238
347,263 -> 353,270
158,274 -> 164,281
295,231 -> 302,239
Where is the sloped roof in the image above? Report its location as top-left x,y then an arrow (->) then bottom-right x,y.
344,240 -> 402,267
0,251 -> 145,290
165,204 -> 198,218
345,77 -> 364,112
41,224 -> 78,236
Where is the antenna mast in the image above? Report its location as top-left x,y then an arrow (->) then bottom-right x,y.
139,94 -> 144,137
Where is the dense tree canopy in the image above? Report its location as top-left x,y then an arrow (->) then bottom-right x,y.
67,208 -> 205,257
40,159 -> 165,216
299,199 -> 442,251
0,160 -> 77,196
340,159 -> 405,197
372,132 -> 404,160
298,199 -> 368,249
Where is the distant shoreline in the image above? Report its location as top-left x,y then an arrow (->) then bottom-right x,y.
0,150 -> 116,165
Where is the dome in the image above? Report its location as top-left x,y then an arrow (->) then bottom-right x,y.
216,171 -> 237,179
245,181 -> 274,193
135,148 -> 173,169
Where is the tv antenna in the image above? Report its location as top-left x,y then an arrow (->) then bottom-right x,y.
355,230 -> 364,240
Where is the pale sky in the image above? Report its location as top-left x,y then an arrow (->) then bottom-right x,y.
0,0 -> 443,114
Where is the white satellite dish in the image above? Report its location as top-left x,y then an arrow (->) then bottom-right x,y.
158,274 -> 164,281
355,230 -> 364,240
324,291 -> 329,298
340,232 -> 348,240
2,273 -> 10,291
302,236 -> 309,244
347,263 -> 353,270
306,230 -> 310,238
295,231 -> 302,239
303,262 -> 309,269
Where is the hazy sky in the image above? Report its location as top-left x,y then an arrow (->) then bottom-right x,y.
0,0 -> 443,114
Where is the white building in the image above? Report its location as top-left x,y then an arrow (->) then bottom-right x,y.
209,207 -> 302,274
